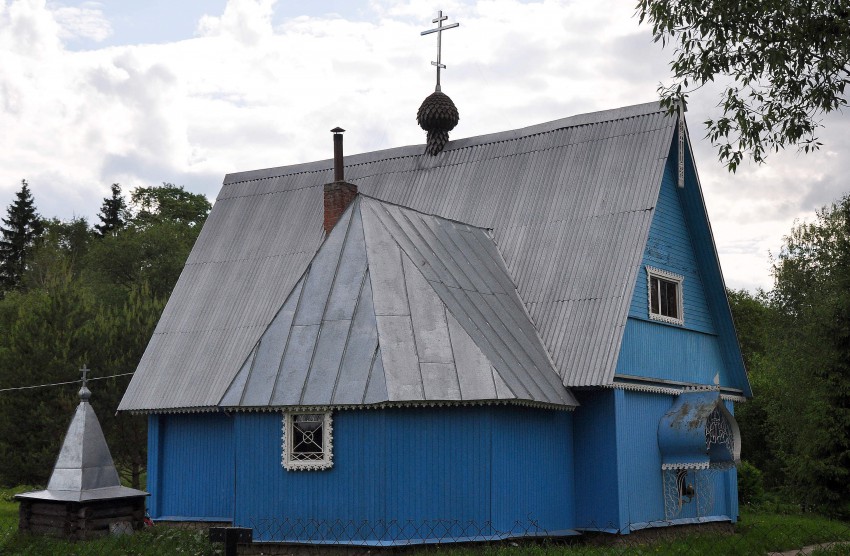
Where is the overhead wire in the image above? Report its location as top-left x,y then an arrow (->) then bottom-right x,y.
0,372 -> 134,394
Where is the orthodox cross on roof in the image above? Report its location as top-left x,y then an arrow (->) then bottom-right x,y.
421,10 -> 459,92
79,364 -> 91,402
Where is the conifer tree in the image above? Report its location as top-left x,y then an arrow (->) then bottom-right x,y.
94,183 -> 127,237
0,180 -> 44,293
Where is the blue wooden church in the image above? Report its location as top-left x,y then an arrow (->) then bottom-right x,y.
119,99 -> 750,544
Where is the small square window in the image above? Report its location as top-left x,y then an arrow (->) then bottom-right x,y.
282,412 -> 333,471
646,266 -> 684,325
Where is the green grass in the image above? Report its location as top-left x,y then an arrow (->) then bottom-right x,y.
0,487 -> 219,555
0,525 -> 220,556
421,509 -> 850,556
1,489 -> 849,555
0,486 -> 28,527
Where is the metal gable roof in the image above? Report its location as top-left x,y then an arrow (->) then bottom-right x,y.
119,101 -> 676,411
219,196 -> 577,409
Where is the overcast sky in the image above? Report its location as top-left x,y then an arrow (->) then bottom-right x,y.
1,0 -> 848,293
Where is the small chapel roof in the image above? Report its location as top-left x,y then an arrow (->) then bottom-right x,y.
120,101 -> 679,412
17,375 -> 148,502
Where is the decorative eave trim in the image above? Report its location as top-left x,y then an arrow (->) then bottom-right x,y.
127,406 -> 219,415
219,398 -> 577,413
602,382 -> 747,403
130,397 -> 578,415
662,462 -> 709,470
662,460 -> 740,471
602,382 -> 681,396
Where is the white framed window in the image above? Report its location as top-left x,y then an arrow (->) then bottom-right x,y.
646,266 -> 684,325
282,412 -> 333,471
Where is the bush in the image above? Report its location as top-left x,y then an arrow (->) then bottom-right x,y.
738,460 -> 765,504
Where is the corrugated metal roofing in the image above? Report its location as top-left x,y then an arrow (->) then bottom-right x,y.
120,101 -> 676,411
219,196 -> 577,408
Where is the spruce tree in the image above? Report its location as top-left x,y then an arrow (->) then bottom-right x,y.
0,180 -> 44,293
94,183 -> 127,237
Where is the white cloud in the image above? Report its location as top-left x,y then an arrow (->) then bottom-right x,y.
1,0 -> 849,293
0,0 -> 63,57
196,0 -> 275,45
53,1 -> 111,42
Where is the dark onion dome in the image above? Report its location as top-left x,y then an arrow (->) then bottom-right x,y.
417,91 -> 459,156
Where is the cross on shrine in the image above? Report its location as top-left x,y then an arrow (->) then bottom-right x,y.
421,10 -> 459,92
80,364 -> 89,388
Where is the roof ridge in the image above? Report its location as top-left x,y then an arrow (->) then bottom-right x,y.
222,101 -> 667,186
359,195 -> 491,232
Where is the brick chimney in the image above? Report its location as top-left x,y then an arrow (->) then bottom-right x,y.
324,127 -> 357,234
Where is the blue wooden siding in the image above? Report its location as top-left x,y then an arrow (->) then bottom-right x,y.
616,319 -> 725,385
724,400 -> 739,522
572,390 -> 622,531
677,140 -> 751,395
234,406 -> 574,541
150,413 -> 234,521
616,390 -> 734,528
149,406 -> 574,541
146,415 -> 162,517
617,136 -> 738,388
489,407 -> 575,533
628,150 -> 716,335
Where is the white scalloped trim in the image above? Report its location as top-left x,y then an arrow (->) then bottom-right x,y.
662,462 -> 709,470
219,398 -> 577,413
131,398 -> 578,414
127,406 -> 219,415
603,382 -> 681,396
281,412 -> 334,471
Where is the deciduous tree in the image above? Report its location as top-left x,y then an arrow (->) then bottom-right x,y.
770,195 -> 850,514
637,0 -> 850,171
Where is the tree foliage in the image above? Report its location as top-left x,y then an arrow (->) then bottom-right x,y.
732,194 -> 850,515
130,183 -> 211,229
88,183 -> 211,299
0,181 -> 210,488
0,180 -> 44,294
94,183 -> 128,237
0,272 -> 98,485
637,0 -> 850,171
770,195 -> 850,513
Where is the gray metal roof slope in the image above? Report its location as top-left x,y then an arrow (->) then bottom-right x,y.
220,196 -> 577,408
17,386 -> 148,502
120,101 -> 676,411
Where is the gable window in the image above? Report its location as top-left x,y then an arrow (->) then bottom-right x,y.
282,412 -> 333,471
646,266 -> 684,325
